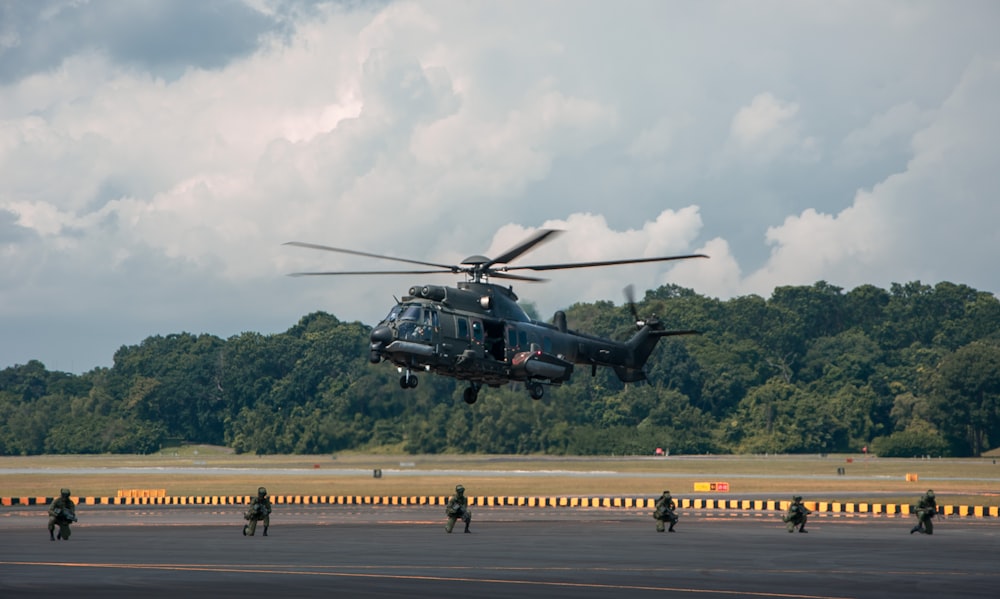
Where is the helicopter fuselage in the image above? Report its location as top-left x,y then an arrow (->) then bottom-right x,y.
369,281 -> 662,403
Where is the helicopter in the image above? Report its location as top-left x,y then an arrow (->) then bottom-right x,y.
285,229 -> 708,404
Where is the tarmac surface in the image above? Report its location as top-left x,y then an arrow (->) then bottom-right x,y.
2,505 -> 998,598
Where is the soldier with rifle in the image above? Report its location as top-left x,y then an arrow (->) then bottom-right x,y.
48,488 -> 78,541
910,489 -> 938,535
653,490 -> 679,533
243,487 -> 272,537
445,484 -> 472,533
783,495 -> 811,533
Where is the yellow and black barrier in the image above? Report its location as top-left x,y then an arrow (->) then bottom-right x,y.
2,495 -> 998,517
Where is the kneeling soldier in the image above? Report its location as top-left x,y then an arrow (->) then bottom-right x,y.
48,488 -> 77,541
653,490 -> 678,533
445,484 -> 472,534
783,495 -> 811,533
243,487 -> 272,537
910,489 -> 938,535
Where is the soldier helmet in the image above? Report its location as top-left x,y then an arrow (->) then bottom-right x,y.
258,487 -> 267,496
793,495 -> 802,502
662,490 -> 671,496
60,488 -> 71,497
926,490 -> 934,498
455,485 -> 465,493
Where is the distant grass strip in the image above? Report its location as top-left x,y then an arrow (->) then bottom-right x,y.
2,450 -> 998,506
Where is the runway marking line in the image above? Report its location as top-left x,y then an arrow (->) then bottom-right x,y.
0,561 -> 855,598
3,560 -> 994,580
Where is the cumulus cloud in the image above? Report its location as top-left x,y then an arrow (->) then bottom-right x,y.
744,57 -> 1000,295
1,0 -> 998,372
726,93 -> 819,164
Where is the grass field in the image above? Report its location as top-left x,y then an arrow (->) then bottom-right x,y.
2,446 -> 999,507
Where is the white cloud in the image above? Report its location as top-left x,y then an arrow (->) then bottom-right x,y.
730,93 -> 798,146
1,1 -> 998,372
726,92 -> 819,163
743,57 -> 1000,295
671,237 -> 742,299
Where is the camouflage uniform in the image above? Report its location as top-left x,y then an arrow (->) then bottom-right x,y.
910,490 -> 938,535
783,496 -> 811,533
445,485 -> 471,533
653,490 -> 678,532
48,488 -> 77,541
243,487 -> 272,536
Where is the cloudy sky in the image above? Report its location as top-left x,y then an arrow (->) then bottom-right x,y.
2,0 -> 998,373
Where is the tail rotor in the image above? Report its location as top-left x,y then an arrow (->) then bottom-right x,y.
624,284 -> 646,328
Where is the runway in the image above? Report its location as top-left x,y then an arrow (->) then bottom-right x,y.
2,505 -> 997,598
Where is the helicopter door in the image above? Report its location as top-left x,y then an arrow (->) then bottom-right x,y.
483,320 -> 505,360
443,315 -> 470,357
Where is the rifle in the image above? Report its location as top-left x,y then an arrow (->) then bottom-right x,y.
54,508 -> 78,523
245,503 -> 268,520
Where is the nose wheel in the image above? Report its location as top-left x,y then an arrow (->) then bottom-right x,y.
463,384 -> 481,404
528,382 -> 544,400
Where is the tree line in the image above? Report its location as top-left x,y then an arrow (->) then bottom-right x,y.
2,280 -> 999,457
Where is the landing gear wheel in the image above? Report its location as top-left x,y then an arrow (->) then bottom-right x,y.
529,383 -> 544,400
463,387 -> 479,404
400,374 -> 418,389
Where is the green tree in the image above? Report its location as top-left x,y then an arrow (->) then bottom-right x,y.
929,342 -> 1000,456
870,419 -> 948,457
726,379 -> 843,453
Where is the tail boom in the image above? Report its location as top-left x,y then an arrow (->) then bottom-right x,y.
611,326 -> 700,383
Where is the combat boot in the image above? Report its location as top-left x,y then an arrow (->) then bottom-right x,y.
242,525 -> 248,536
263,526 -> 268,537
49,530 -> 55,541
668,524 -> 675,532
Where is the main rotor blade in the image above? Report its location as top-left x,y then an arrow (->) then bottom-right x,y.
284,241 -> 458,271
488,271 -> 549,282
485,229 -> 562,267
500,253 -> 709,273
288,269 -> 458,277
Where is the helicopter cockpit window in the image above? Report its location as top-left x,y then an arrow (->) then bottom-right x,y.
458,318 -> 469,339
384,305 -> 402,323
399,305 -> 423,322
472,321 -> 483,343
396,304 -> 433,342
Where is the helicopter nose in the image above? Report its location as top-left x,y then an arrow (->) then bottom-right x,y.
370,326 -> 393,344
